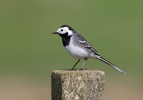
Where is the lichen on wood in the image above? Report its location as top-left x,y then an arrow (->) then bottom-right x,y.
52,70 -> 105,100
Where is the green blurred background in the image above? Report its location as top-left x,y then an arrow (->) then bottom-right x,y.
0,0 -> 143,100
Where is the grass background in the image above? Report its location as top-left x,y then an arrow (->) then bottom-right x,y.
0,0 -> 143,100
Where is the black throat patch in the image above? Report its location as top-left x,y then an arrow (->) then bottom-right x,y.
59,32 -> 71,47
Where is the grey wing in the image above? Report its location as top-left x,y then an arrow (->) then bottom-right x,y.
75,33 -> 100,55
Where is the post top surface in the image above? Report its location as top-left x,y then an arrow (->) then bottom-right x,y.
52,70 -> 105,75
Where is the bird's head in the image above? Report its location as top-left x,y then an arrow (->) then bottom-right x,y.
52,25 -> 75,36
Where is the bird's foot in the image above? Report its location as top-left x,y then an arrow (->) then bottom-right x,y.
79,68 -> 87,70
70,68 -> 78,71
79,68 -> 84,70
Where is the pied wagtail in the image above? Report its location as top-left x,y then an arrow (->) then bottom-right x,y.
52,25 -> 125,74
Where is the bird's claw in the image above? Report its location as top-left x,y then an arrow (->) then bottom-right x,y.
70,68 -> 78,71
79,68 -> 84,70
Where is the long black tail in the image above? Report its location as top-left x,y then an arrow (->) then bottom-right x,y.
98,57 -> 125,74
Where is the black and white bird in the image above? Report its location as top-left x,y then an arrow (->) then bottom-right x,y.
52,25 -> 125,74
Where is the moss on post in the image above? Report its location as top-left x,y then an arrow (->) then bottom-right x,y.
52,70 -> 105,100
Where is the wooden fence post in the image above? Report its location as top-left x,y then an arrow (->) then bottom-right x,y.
51,70 -> 105,100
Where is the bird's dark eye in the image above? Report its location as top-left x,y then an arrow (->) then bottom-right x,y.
61,29 -> 63,31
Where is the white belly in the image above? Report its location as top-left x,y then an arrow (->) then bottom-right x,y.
65,43 -> 89,60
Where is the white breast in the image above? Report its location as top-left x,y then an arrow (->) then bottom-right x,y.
64,39 -> 89,60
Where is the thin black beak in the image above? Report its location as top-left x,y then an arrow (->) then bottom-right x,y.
52,32 -> 58,34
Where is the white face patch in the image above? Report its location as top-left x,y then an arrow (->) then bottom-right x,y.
56,27 -> 73,36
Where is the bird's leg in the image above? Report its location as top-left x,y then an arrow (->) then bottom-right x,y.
70,60 -> 80,70
80,58 -> 87,70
